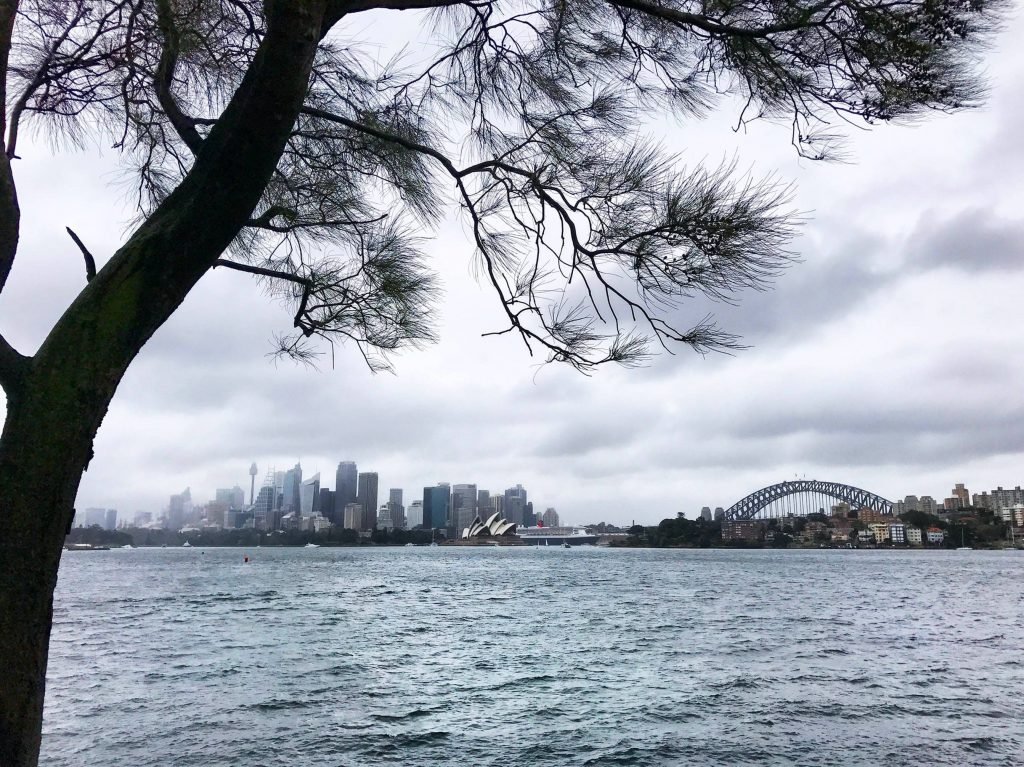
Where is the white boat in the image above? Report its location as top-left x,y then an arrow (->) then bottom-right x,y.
304,543 -> 320,548
182,541 -> 192,547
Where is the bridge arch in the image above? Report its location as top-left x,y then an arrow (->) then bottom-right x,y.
724,480 -> 893,521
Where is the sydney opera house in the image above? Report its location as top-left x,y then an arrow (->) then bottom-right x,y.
458,512 -> 521,543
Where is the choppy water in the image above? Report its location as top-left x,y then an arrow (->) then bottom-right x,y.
43,547 -> 1024,766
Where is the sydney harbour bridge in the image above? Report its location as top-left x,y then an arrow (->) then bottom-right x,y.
724,480 -> 893,521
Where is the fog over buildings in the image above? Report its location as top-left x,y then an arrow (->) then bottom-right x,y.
5,15 -> 1024,525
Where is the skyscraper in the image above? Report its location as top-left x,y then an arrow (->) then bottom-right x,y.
477,489 -> 491,516
387,488 -> 405,529
357,472 -> 379,530
104,509 -> 118,530
343,503 -> 363,530
503,484 -> 528,526
282,464 -> 302,513
167,488 -> 191,530
406,500 -> 424,529
319,488 -> 335,524
300,473 -> 320,516
422,485 -> 450,531
541,508 -> 560,526
335,461 -> 358,512
452,483 -> 478,534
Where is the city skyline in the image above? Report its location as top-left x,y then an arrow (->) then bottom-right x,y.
4,13 -> 1024,526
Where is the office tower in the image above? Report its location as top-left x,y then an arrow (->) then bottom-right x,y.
407,500 -> 424,528
343,503 -> 363,530
503,484 -> 528,525
300,473 -> 320,516
253,486 -> 276,530
104,509 -> 118,530
83,507 -> 106,527
477,490 -> 491,516
167,488 -> 191,529
523,501 -> 536,527
541,507 -> 560,526
282,464 -> 302,513
216,486 -> 245,509
387,488 -> 405,529
713,507 -> 725,521
319,489 -> 335,524
133,511 -> 152,527
377,504 -> 394,529
700,506 -> 712,521
357,472 -> 379,530
452,484 -> 478,534
335,461 -> 358,511
422,485 -> 450,530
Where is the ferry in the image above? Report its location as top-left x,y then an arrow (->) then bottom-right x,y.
516,525 -> 599,546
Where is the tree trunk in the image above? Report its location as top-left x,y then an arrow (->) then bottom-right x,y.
0,3 -> 333,764
0,380 -> 97,767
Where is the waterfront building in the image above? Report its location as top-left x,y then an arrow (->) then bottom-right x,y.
889,523 -> 906,544
857,508 -> 891,524
906,527 -> 923,544
422,485 -> 450,530
452,484 -> 478,534
343,503 -> 363,530
926,528 -> 945,544
335,461 -> 358,512
300,473 -> 320,517
407,500 -> 424,529
357,472 -> 379,530
541,507 -> 560,526
503,484 -> 528,526
722,520 -> 759,542
869,522 -> 891,543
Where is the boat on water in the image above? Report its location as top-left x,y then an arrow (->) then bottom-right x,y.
562,542 -> 572,549
516,525 -> 598,546
182,541 -> 192,547
956,529 -> 972,551
304,543 -> 320,548
64,543 -> 109,551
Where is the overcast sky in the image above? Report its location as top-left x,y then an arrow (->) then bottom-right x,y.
3,10 -> 1024,525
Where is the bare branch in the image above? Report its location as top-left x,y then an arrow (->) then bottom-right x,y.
65,226 -> 96,282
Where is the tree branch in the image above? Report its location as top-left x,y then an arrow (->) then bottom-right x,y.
213,258 -> 313,333
65,227 -> 96,282
154,0 -> 205,154
0,330 -> 29,394
606,0 -> 835,39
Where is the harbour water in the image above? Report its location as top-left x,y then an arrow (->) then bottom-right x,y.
43,547 -> 1024,766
